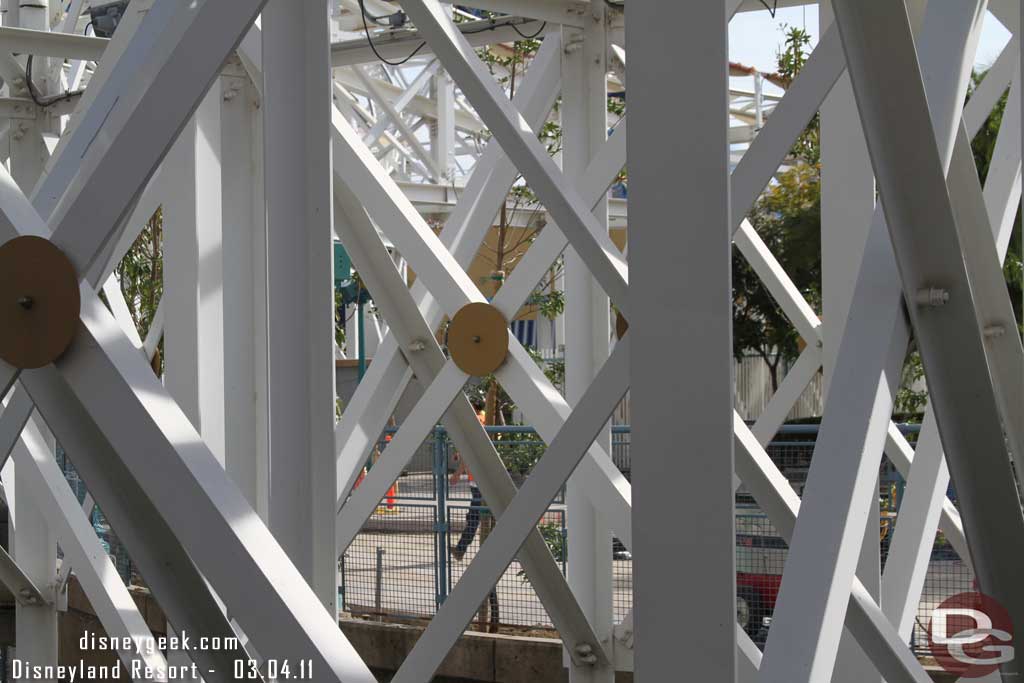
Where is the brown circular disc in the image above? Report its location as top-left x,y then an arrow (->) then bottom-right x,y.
0,236 -> 80,369
615,311 -> 629,340
447,302 -> 509,376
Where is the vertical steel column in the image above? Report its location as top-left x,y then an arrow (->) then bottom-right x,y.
562,5 -> 614,681
263,0 -> 338,615
221,60 -> 270,518
818,3 -> 879,681
434,61 -> 455,180
162,77 -> 227,683
628,1 -> 735,680
164,84 -> 226,465
11,449 -> 57,676
9,1 -> 57,669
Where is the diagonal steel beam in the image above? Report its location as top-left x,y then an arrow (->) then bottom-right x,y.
391,338 -> 630,683
833,0 -> 1024,640
355,65 -> 445,180
42,0 -> 268,278
730,24 -> 844,224
757,2 -> 1024,680
0,545 -> 46,607
331,103 -> 634,547
0,388 -> 34,471
331,36 -> 563,502
16,416 -> 168,676
963,36 -> 1019,139
402,0 -> 629,315
331,178 -> 608,663
20,290 -> 377,682
733,418 -> 933,683
0,134 -> 375,683
0,362 -> 19,406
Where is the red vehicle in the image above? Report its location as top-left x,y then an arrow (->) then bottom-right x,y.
735,526 -> 786,645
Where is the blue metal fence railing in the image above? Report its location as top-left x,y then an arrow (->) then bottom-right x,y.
56,447 -> 135,586
340,421 -> 971,649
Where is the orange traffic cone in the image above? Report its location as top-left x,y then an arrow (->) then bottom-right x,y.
386,483 -> 397,510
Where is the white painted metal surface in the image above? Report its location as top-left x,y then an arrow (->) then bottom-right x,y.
0,1 -> 1017,681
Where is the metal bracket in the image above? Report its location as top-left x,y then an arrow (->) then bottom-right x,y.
0,546 -> 49,607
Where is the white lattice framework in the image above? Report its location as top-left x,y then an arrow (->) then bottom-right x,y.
0,0 -> 1018,681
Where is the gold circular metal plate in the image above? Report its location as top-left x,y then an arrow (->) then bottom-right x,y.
447,302 -> 509,376
0,236 -> 80,369
615,311 -> 629,340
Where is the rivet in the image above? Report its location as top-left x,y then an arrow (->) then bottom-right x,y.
17,295 -> 33,310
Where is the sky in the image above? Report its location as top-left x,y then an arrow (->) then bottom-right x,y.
728,5 -> 1012,76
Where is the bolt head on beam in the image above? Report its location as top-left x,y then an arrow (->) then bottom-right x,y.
0,236 -> 81,369
447,302 -> 509,376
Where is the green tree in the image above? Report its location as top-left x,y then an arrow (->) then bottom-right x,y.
116,207 -> 164,373
967,68 -> 1023,334
733,164 -> 821,390
732,26 -> 821,391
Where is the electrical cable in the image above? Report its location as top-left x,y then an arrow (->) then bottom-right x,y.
759,0 -> 778,17
358,0 -> 547,67
511,21 -> 546,40
358,0 -> 426,66
25,55 -> 85,108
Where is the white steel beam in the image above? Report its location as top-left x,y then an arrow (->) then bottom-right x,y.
730,24 -> 844,223
758,1 -> 1024,680
629,2 -> 735,682
562,4 -> 614,680
164,85 -> 226,465
982,66 -> 1022,264
732,419 -> 934,683
331,172 -> 609,664
0,25 -> 106,60
391,339 -> 630,683
0,541 -> 46,607
332,35 -> 562,505
355,65 -> 444,180
401,0 -> 630,316
819,2 -> 878,678
32,0 -> 162,217
433,64 -> 454,180
0,7 -> 375,678
333,66 -> 484,133
17,291 -> 377,682
963,36 -> 1017,139
749,344 -> 822,445
7,1 -> 58,663
362,59 -> 437,147
833,0 -> 1024,644
44,0 -> 269,279
16,417 -> 169,677
262,0 -> 338,616
331,99 -> 633,548
220,65 -> 269,516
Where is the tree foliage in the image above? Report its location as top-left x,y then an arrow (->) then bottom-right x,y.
732,27 -> 821,391
116,207 -> 164,373
967,69 -> 1023,335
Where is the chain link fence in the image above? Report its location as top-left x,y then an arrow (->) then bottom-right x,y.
340,423 -> 975,653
